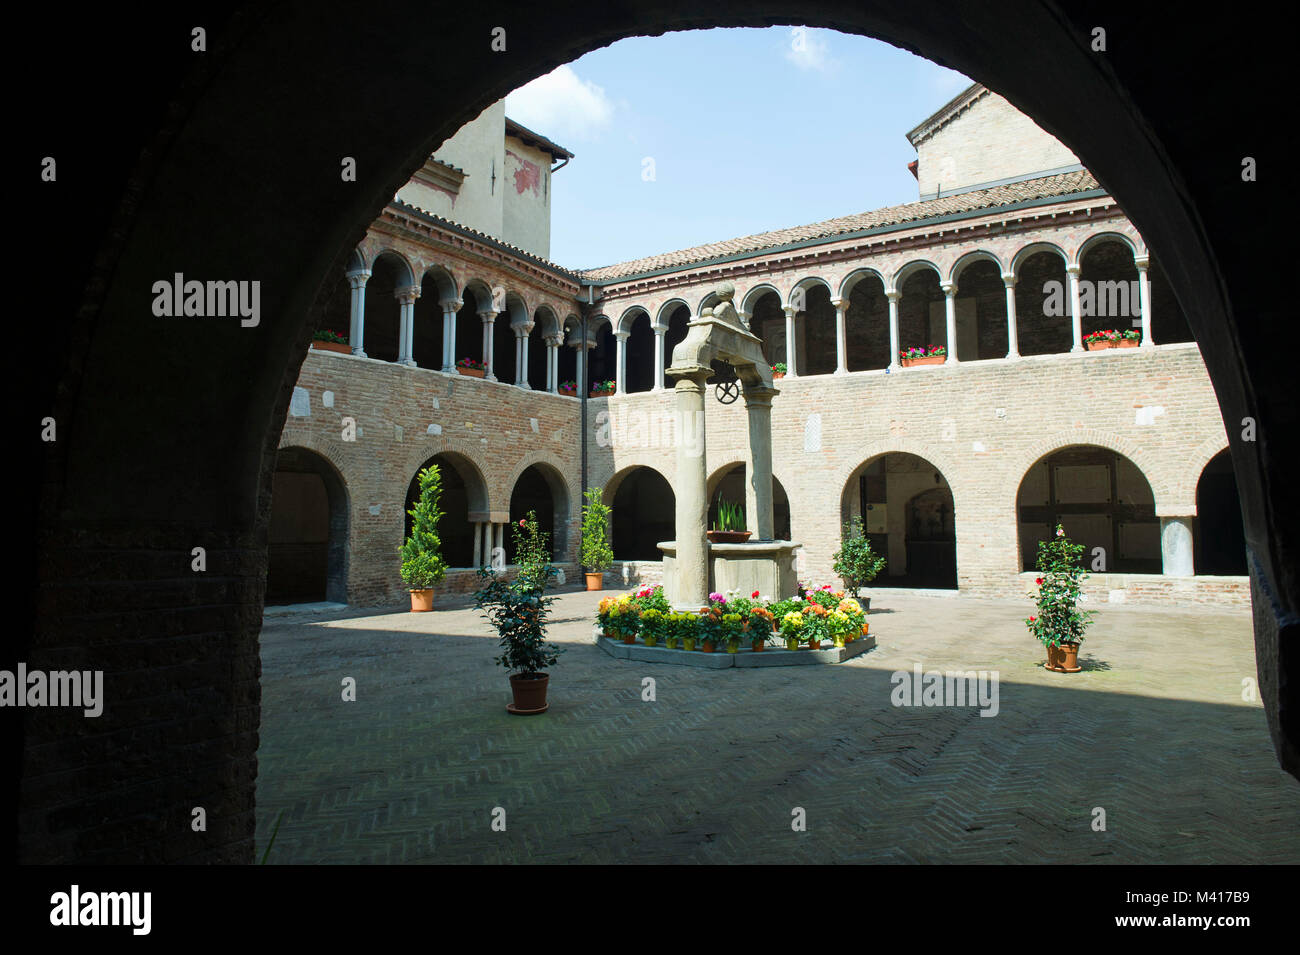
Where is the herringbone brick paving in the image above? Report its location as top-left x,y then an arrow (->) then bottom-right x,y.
255,589 -> 1300,863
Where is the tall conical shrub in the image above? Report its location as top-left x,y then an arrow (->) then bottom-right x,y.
400,465 -> 447,589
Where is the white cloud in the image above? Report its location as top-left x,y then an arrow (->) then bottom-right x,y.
784,26 -> 837,72
505,65 -> 614,143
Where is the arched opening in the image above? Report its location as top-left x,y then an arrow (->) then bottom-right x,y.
412,267 -> 453,370
843,453 -> 956,589
609,467 -> 675,559
624,311 -> 656,393
796,282 -> 836,376
1013,248 -> 1070,355
363,252 -> 410,363
707,463 -> 791,541
952,257 -> 1008,361
1196,450 -> 1247,576
557,317 -> 579,391
745,291 -> 784,370
1078,238 -> 1139,344
896,266 -> 946,360
1149,256 -> 1194,345
1017,445 -> 1160,573
319,269 -> 352,347
528,307 -> 557,389
507,463 -> 570,563
266,447 -> 349,605
403,453 -> 487,568
495,291 -> 525,383
454,284 -> 487,371
660,304 -> 691,388
843,271 -> 889,371
590,319 -> 616,392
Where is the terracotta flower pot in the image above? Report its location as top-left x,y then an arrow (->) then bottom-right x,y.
585,572 -> 603,591
1085,340 -> 1113,351
311,340 -> 350,354
508,673 -> 549,713
1115,338 -> 1139,348
457,366 -> 486,378
772,372 -> 785,380
701,640 -> 715,653
1045,642 -> 1082,672
901,355 -> 944,367
806,636 -> 820,650
622,632 -> 636,644
706,530 -> 752,544
752,639 -> 765,652
590,389 -> 614,397
409,589 -> 434,612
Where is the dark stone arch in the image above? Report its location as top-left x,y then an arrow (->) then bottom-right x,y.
364,253 -> 406,363
1014,251 -> 1071,356
609,467 -> 675,560
624,313 -> 655,394
799,283 -> 837,376
707,463 -> 791,542
1078,239 -> 1140,343
22,2 -> 1295,866
953,259 -> 1008,361
267,447 -> 349,604
845,273 -> 889,371
507,462 -> 571,563
896,268 -> 945,357
403,453 -> 487,569
661,305 -> 690,389
1196,450 -> 1247,576
1017,445 -> 1160,574
845,452 -> 955,589
412,273 -> 447,370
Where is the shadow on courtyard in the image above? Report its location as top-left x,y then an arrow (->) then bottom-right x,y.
253,601 -> 1300,864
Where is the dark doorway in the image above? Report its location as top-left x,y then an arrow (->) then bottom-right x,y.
1196,450 -> 1247,575
266,447 -> 349,604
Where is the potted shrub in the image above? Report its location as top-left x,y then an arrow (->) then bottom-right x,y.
511,509 -> 554,593
474,531 -> 563,715
311,328 -> 351,354
456,357 -> 487,378
558,380 -> 578,397
1026,524 -> 1095,672
771,362 -> 787,380
398,465 -> 447,611
707,495 -> 751,544
899,344 -> 946,367
589,379 -> 616,397
832,516 -> 886,610
579,487 -> 614,590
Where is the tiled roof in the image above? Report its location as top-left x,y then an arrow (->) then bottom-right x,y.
577,169 -> 1102,282
386,200 -> 582,279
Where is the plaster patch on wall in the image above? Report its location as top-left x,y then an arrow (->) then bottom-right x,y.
289,387 -> 310,417
368,504 -> 381,515
530,417 -> 539,434
1108,589 -> 1127,603
431,397 -> 440,410
507,149 -> 541,195
1135,405 -> 1165,425
804,413 -> 822,452
322,390 -> 334,408
394,425 -> 403,441
427,423 -> 442,435
973,441 -> 986,453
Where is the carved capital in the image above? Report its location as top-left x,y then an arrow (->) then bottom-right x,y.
394,284 -> 420,305
346,268 -> 371,289
940,281 -> 957,296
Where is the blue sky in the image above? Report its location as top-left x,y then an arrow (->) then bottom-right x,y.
504,27 -> 972,270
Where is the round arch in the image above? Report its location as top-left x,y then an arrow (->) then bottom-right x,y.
949,249 -> 1005,283
1010,241 -> 1069,275
267,446 -> 350,605
705,461 -> 792,541
605,465 -> 676,560
838,266 -> 887,300
1195,449 -> 1247,576
506,459 -> 574,563
404,450 -> 489,568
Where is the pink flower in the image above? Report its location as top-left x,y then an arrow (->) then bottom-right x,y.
519,519 -> 526,527
1056,527 -> 1065,537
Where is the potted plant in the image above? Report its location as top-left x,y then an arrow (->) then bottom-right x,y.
779,611 -> 804,651
707,495 -> 751,544
579,487 -> 614,590
698,603 -> 723,652
771,362 -> 787,380
899,344 -> 946,367
832,516 -> 886,610
589,379 -> 616,397
1026,524 -> 1095,672
311,328 -> 351,354
748,606 -> 774,651
474,530 -> 563,715
398,465 -> 447,611
456,357 -> 487,377
678,613 -> 699,652
639,608 -> 665,647
558,380 -> 578,397
721,612 -> 746,653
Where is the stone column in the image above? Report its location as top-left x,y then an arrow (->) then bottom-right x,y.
831,297 -> 848,375
1002,272 -> 1020,359
672,372 -> 711,609
651,322 -> 667,391
1135,254 -> 1153,348
1066,264 -> 1084,353
472,522 -> 483,567
783,305 -> 798,378
614,329 -> 629,394
941,280 -> 959,364
743,385 -> 778,539
395,284 -> 420,366
440,300 -> 461,372
545,333 -> 561,393
479,309 -> 498,381
495,523 -> 506,564
1161,516 -> 1194,576
886,289 -> 901,371
513,322 -> 533,388
346,268 -> 371,358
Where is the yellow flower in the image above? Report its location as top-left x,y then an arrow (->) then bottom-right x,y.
837,598 -> 862,615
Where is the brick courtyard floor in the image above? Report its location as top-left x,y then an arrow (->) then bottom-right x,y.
255,588 -> 1300,863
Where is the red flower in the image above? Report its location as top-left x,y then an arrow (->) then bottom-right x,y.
751,590 -> 760,598
1029,616 -> 1037,622
518,519 -> 526,527
1036,577 -> 1043,585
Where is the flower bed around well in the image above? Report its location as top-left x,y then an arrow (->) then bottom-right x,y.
596,584 -> 869,652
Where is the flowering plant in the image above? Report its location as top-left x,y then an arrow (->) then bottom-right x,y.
1083,328 -> 1141,344
639,607 -> 665,646
772,362 -> 788,375
312,328 -> 349,344
558,380 -> 578,396
1025,524 -> 1095,648
900,344 -> 946,360
590,379 -> 616,396
456,356 -> 487,370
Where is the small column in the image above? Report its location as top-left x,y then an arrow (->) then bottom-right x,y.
395,284 -> 420,367
614,329 -> 629,394
479,309 -> 498,381
1001,272 -> 1020,359
1160,516 -> 1194,576
545,333 -> 561,393
483,523 -> 495,567
495,523 -> 506,563
886,289 -> 901,371
346,268 -> 371,358
651,323 -> 667,391
440,300 -> 461,372
743,386 -> 779,539
472,522 -> 483,567
782,305 -> 798,378
831,297 -> 848,375
1066,264 -> 1084,353
1135,254 -> 1153,348
671,372 -> 711,609
516,324 -> 533,388
940,280 -> 959,364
